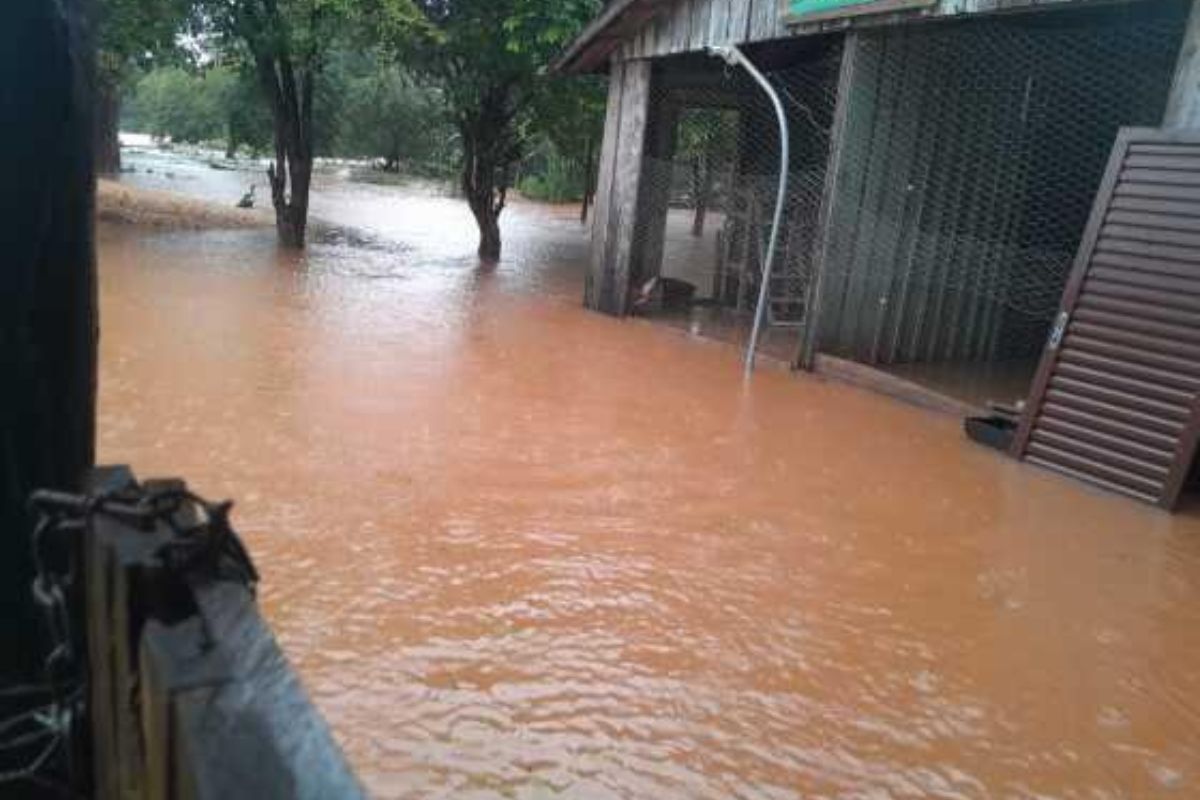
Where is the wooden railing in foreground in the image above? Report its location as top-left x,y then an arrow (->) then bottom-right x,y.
82,466 -> 363,800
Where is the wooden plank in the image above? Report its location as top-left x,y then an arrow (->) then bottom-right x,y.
1163,0 -> 1200,129
796,31 -> 858,368
728,0 -> 753,42
611,60 -> 653,315
689,0 -> 712,50
655,12 -> 673,56
154,582 -> 364,800
671,0 -> 693,53
586,64 -> 626,312
749,0 -> 776,41
708,0 -> 730,45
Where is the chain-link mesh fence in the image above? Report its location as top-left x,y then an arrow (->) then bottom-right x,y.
626,2 -> 1187,389
629,39 -> 842,362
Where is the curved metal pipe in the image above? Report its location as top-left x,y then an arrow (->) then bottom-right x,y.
707,45 -> 789,378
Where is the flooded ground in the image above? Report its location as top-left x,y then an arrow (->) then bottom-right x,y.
99,152 -> 1200,798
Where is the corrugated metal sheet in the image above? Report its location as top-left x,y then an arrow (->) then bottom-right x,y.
1014,128 -> 1200,509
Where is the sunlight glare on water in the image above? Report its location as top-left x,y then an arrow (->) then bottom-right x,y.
98,171 -> 1200,798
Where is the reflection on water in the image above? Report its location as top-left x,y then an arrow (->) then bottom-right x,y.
98,170 -> 1200,797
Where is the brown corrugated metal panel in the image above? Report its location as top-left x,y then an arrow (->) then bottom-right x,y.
1013,128 -> 1200,510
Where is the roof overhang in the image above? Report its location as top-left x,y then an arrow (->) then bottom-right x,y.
550,0 -> 666,75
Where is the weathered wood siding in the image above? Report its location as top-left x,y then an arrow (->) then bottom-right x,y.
610,0 -> 1163,63
587,59 -> 653,315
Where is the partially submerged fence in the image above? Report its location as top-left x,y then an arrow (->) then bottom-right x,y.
623,2 -> 1188,374
21,467 -> 362,799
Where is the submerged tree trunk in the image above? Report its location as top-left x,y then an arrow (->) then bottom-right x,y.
460,83 -> 519,263
225,119 -> 239,159
1,0 -> 98,680
95,69 -> 121,174
255,26 -> 316,248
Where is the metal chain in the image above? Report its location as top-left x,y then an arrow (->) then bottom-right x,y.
18,479 -> 260,790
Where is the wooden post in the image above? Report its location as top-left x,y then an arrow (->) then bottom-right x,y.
795,31 -> 858,370
0,0 -> 98,679
631,100 -> 682,292
586,58 -> 653,316
1165,0 -> 1200,129
86,470 -> 364,799
586,64 -> 626,310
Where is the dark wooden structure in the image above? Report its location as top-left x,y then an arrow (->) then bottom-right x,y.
85,467 -> 364,800
0,0 -> 98,681
559,0 -> 1200,507
1013,128 -> 1200,509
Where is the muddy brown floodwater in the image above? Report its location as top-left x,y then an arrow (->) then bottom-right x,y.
98,176 -> 1200,798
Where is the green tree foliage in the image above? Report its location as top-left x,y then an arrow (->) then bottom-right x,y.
405,0 -> 601,261
191,0 -> 423,247
520,76 -> 605,218
332,52 -> 458,175
95,0 -> 191,171
124,65 -> 272,155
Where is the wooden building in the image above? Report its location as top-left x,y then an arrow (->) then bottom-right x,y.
555,0 -> 1200,507
556,0 -> 1200,396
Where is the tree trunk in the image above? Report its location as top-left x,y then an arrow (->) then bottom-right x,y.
474,207 -> 501,262
95,70 -> 120,174
460,87 -> 516,263
225,119 -> 238,159
255,23 -> 316,249
1,0 -> 98,681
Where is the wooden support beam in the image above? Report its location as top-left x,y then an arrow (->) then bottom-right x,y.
795,31 -> 859,369
85,470 -> 363,799
1165,0 -> 1200,129
586,59 -> 654,316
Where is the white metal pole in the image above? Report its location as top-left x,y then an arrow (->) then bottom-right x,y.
707,45 -> 790,378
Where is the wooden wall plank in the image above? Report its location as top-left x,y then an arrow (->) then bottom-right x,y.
798,33 -> 859,368
709,0 -> 730,46
690,0 -> 713,51
749,0 -> 777,42
655,12 -> 673,55
728,0 -> 752,43
587,64 -> 626,311
611,60 -> 654,314
670,0 -> 693,53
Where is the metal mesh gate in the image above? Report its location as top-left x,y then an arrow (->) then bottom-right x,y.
624,2 -> 1187,387
816,3 -> 1188,371
629,39 -> 843,360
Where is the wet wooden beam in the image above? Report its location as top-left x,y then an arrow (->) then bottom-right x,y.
0,0 -> 97,680
85,469 -> 363,800
1165,0 -> 1200,129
